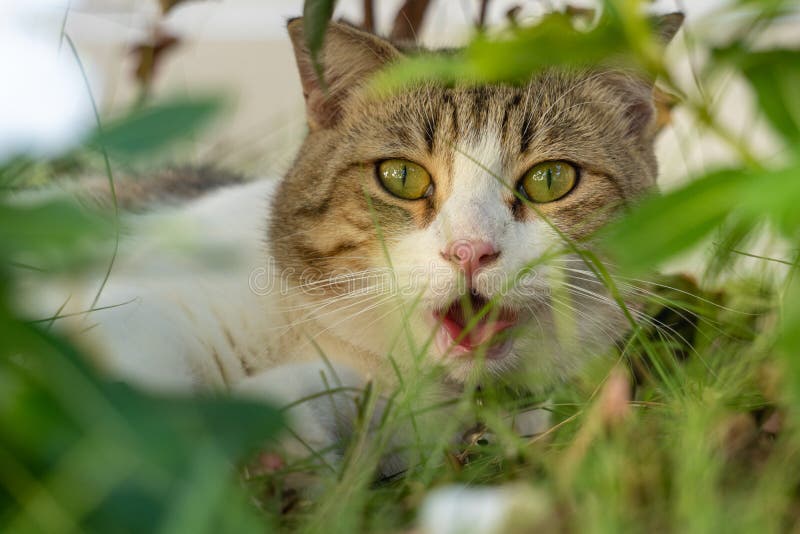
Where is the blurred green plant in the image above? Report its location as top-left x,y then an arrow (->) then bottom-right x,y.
88,96 -> 223,158
0,96 -> 284,533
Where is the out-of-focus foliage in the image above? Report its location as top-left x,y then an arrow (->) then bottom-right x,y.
721,48 -> 800,145
0,199 -> 112,268
89,96 -> 223,158
303,0 -> 337,83
368,2 -> 676,92
0,96 -> 284,533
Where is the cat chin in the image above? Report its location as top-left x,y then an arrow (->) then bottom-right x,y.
439,347 -> 524,384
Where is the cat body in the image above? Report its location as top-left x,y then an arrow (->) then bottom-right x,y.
27,15 -> 682,473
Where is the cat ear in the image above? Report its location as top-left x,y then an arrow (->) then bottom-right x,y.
617,74 -> 661,138
653,12 -> 684,45
604,12 -> 684,138
602,70 -> 669,140
287,18 -> 400,130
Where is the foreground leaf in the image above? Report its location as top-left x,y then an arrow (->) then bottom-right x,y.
602,169 -> 745,273
89,96 -> 223,157
370,6 -> 674,92
0,325 -> 284,532
0,199 -> 112,267
603,163 -> 800,273
715,47 -> 800,148
303,0 -> 337,84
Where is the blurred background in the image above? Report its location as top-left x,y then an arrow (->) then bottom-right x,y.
54,0 -> 789,187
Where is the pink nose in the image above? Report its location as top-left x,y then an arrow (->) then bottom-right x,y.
442,240 -> 500,277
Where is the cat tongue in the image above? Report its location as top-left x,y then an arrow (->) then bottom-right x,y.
441,316 -> 509,347
437,295 -> 516,351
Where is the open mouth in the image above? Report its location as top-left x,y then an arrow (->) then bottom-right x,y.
433,291 -> 518,360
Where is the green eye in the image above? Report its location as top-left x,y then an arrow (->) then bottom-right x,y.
519,161 -> 577,203
377,159 -> 433,200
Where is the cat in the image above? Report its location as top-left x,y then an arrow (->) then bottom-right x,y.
27,13 -> 683,478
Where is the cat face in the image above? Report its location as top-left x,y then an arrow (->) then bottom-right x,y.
271,19 -> 678,387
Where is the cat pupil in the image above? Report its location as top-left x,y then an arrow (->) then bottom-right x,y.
401,164 -> 408,187
546,167 -> 553,189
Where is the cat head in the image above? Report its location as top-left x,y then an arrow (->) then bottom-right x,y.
271,15 -> 682,387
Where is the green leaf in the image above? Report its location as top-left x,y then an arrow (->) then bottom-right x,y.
0,199 -> 112,266
778,273 -> 800,414
0,325 -> 284,533
370,6 -> 670,93
603,163 -> 800,273
303,0 -> 337,85
735,163 -> 800,236
92,381 -> 284,469
715,47 -> 800,147
468,12 -> 629,84
601,169 -> 746,273
89,96 -> 223,157
705,215 -> 760,280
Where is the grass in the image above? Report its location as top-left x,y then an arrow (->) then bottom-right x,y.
238,269 -> 786,533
